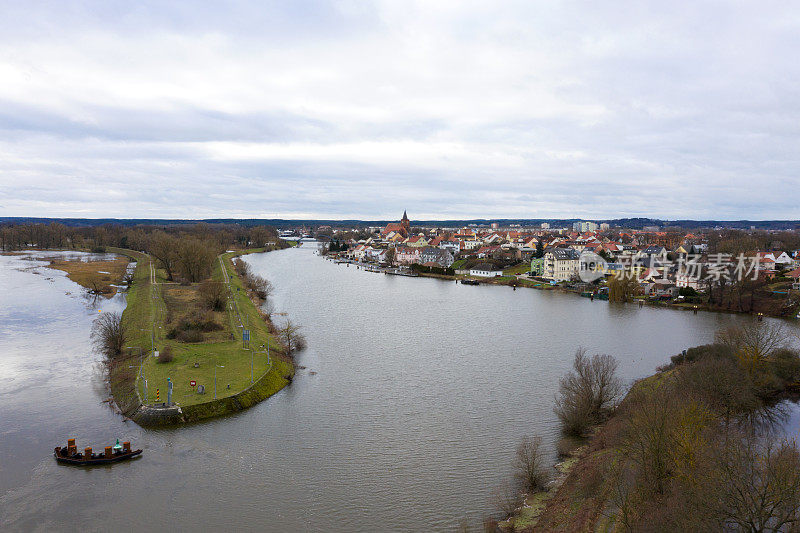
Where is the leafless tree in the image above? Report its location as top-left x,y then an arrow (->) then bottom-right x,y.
554,349 -> 622,437
91,311 -> 127,358
715,321 -> 789,374
279,319 -> 307,354
492,480 -> 522,518
198,280 -> 227,311
716,436 -> 800,531
176,238 -> 218,282
608,273 -> 638,303
148,231 -> 179,281
513,435 -> 550,492
384,246 -> 396,265
250,274 -> 273,300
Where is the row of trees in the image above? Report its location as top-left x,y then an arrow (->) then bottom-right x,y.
0,221 -> 282,253
148,232 -> 219,282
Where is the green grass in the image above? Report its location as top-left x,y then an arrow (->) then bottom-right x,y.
106,248 -> 154,413
503,263 -> 530,276
118,248 -> 292,410
451,259 -> 466,270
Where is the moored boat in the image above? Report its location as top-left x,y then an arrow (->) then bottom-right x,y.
54,438 -> 142,466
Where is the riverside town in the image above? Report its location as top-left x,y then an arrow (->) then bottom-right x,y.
4,2 -> 800,532
319,211 -> 800,318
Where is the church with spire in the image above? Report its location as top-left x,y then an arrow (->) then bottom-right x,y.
381,210 -> 411,239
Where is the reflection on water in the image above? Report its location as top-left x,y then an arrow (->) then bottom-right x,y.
0,246 -> 793,531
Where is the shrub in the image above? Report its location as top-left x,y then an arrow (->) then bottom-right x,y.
513,435 -> 550,492
679,286 -> 698,297
91,311 -> 127,358
166,310 -> 221,342
157,345 -> 174,364
175,329 -> 204,343
492,480 -> 522,517
199,280 -> 227,311
772,349 -> 800,383
554,349 -> 622,437
249,274 -> 273,300
669,343 -> 734,367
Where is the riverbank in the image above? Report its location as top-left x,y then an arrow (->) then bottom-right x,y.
329,256 -> 799,320
498,338 -> 800,531
108,247 -> 294,427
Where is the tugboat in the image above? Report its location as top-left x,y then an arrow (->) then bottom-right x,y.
54,438 -> 142,466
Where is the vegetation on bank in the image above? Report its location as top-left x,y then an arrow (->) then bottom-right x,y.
132,249 -> 294,411
46,255 -> 131,297
40,222 -> 300,424
496,320 -> 800,532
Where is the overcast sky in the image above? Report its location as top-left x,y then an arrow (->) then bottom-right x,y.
1,1 -> 798,220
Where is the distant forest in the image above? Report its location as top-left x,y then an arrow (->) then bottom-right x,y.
2,217 -> 799,231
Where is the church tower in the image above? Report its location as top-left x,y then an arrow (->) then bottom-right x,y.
401,210 -> 410,233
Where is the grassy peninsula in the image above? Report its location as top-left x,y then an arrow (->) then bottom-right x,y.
107,246 -> 294,425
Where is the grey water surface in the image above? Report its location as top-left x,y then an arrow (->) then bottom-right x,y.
0,246 -> 792,531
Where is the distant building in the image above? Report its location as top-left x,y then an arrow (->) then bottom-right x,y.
543,248 -> 580,281
540,223 -> 550,229
600,223 -> 610,231
419,246 -> 455,268
491,222 -> 499,229
470,263 -> 503,277
572,221 -> 598,233
530,257 -> 544,276
382,210 -> 411,239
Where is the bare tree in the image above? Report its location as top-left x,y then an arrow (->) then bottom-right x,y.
554,349 -> 622,437
492,480 -> 522,518
716,436 -> 800,531
91,311 -> 127,358
384,246 -> 396,265
279,320 -> 307,354
608,273 -> 638,303
715,321 -> 789,374
176,238 -> 218,282
148,231 -> 179,281
513,435 -> 550,492
198,280 -> 227,311
250,274 -> 273,300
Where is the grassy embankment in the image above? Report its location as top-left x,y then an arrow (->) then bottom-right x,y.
104,247 -> 292,423
135,249 -> 292,411
106,248 -> 154,414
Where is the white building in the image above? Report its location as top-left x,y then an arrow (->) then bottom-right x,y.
543,248 -> 580,281
469,263 -> 503,277
572,221 -> 598,233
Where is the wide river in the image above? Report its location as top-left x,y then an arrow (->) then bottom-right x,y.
1,245 -> 794,531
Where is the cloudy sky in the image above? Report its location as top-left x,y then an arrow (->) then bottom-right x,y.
1,1 -> 798,220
